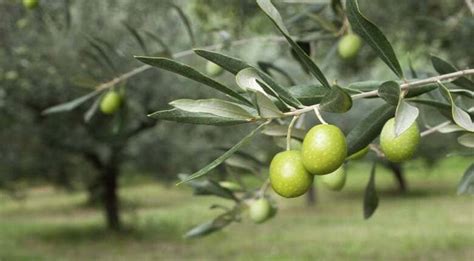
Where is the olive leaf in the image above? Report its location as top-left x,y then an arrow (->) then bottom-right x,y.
253,92 -> 284,118
378,81 -> 400,105
178,175 -> 237,200
288,83 -> 329,105
235,68 -> 267,93
394,99 -> 419,137
257,0 -> 330,89
194,49 -> 250,75
262,124 -> 306,140
363,162 -> 379,219
457,133 -> 474,148
346,104 -> 395,155
148,108 -> 249,126
177,122 -> 269,185
431,55 -> 474,91
438,82 -> 474,132
135,56 -> 252,106
42,89 -> 103,115
319,85 -> 352,113
170,99 -> 256,121
457,164 -> 474,195
346,0 -> 404,79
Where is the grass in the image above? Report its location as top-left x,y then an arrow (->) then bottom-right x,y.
0,157 -> 473,260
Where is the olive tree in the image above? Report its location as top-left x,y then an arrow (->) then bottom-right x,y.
43,0 -> 473,236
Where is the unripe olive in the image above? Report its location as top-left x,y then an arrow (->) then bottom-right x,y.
301,124 -> 347,175
100,91 -> 122,115
320,166 -> 346,191
218,181 -> 242,192
249,198 -> 272,224
380,118 -> 420,162
269,150 -> 313,198
23,0 -> 39,10
347,146 -> 369,160
206,61 -> 224,77
338,34 -> 362,60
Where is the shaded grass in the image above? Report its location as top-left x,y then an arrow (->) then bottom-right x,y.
0,157 -> 473,260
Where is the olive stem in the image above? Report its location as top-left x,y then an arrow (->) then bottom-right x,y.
369,144 -> 384,158
286,116 -> 300,151
285,68 -> 474,117
313,107 -> 328,124
258,178 -> 271,198
420,120 -> 451,137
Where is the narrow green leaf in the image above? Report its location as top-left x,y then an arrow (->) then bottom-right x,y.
288,83 -> 328,106
42,90 -> 102,115
144,31 -> 172,57
135,56 -> 252,106
450,89 -> 474,99
431,55 -> 474,91
438,82 -> 474,132
86,37 -> 116,73
169,3 -> 195,46
177,122 -> 269,185
194,49 -> 250,75
235,68 -> 267,93
319,85 -> 352,113
378,81 -> 400,105
254,92 -> 284,118
194,50 -> 301,108
437,124 -> 465,134
394,99 -> 419,136
458,133 -> 474,148
184,213 -> 234,239
346,104 -> 395,155
262,124 -> 306,140
170,99 -> 256,120
363,162 -> 379,219
346,0 -> 404,78
457,164 -> 474,195
257,61 -> 295,85
408,98 -> 453,120
122,22 -> 148,54
84,95 -> 102,122
178,175 -> 237,200
257,0 -> 330,88
147,108 -> 249,126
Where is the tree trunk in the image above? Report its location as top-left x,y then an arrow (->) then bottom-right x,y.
305,184 -> 317,206
387,162 -> 407,193
102,163 -> 121,230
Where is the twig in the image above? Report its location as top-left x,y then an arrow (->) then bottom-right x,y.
313,107 -> 328,124
286,116 -> 300,150
258,178 -> 271,198
285,69 -> 474,117
420,121 -> 451,137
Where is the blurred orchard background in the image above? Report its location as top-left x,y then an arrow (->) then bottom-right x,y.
0,0 -> 473,260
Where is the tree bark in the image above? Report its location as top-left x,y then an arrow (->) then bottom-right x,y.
102,162 -> 121,230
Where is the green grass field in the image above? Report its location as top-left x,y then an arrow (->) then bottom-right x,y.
1,157 -> 473,260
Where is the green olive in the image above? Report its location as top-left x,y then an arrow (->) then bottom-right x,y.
380,118 -> 420,162
23,0 -> 39,10
301,124 -> 347,175
218,181 -> 242,192
206,61 -> 224,77
269,150 -> 313,198
320,166 -> 346,191
249,198 -> 272,224
338,34 -> 362,60
100,91 -> 122,115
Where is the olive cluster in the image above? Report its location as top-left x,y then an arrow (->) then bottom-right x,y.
269,119 -> 420,199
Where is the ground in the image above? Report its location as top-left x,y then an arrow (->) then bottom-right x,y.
0,157 -> 473,260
